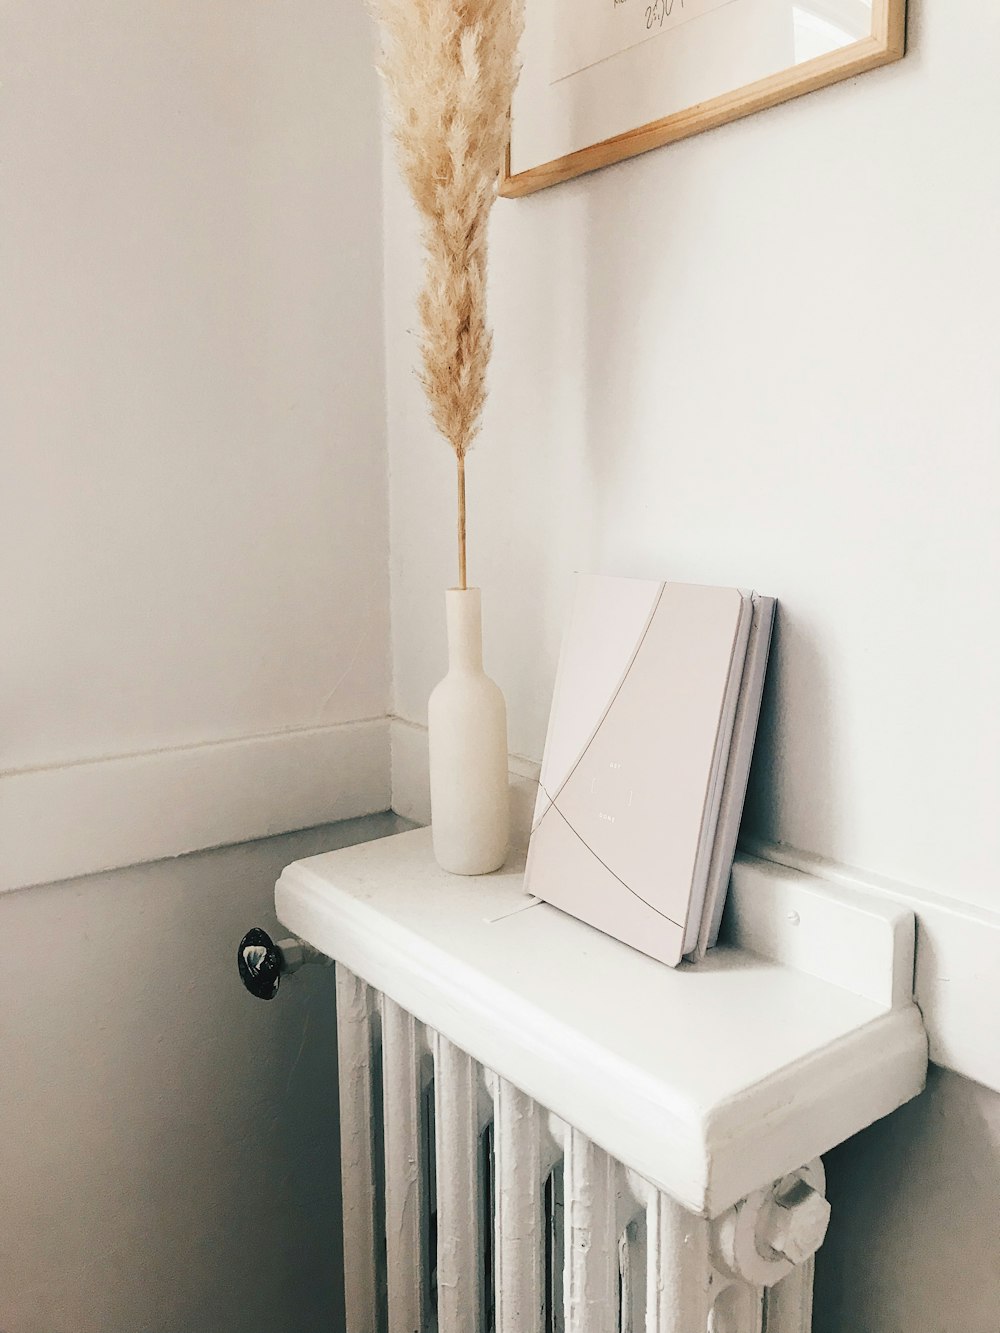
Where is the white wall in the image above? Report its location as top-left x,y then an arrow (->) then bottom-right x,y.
382,1 -> 1000,1327
0,814 -> 406,1333
384,0 -> 1000,915
1,0 -> 391,888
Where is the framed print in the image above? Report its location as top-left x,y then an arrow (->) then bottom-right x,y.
501,0 -> 905,196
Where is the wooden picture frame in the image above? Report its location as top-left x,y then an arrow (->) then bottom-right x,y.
501,0 -> 905,198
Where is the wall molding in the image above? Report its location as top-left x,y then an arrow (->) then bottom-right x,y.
389,717 -> 1000,1095
1,718 -> 392,893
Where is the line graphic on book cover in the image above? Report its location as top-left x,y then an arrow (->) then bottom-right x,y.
540,785 -> 683,929
531,582 -> 665,836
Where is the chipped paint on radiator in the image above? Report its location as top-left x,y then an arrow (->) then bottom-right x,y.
335,964 -> 820,1333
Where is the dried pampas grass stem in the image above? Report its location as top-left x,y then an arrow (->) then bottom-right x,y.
371,0 -> 524,589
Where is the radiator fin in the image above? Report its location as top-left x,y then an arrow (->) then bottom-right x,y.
336,968 -> 381,1333
381,996 -> 428,1333
334,965 -> 815,1333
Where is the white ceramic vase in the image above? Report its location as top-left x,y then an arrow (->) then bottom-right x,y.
428,588 -> 510,874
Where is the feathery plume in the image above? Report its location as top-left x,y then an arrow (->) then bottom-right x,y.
371,0 -> 524,588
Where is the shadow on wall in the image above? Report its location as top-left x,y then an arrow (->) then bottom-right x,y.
815,1065 -> 1000,1333
741,606 -> 837,855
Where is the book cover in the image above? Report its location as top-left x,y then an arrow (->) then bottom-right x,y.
525,575 -> 754,967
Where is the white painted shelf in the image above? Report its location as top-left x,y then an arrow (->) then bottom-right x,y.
276,826 -> 927,1218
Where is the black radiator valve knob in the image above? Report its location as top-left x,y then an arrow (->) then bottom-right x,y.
237,927 -> 330,1000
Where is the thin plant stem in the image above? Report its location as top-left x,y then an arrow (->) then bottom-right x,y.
457,454 -> 467,591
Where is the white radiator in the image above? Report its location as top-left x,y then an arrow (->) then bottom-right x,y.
270,826 -> 926,1333
337,964 -> 822,1333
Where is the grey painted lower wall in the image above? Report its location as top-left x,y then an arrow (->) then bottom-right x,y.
816,1065 -> 1000,1333
0,813 -> 407,1333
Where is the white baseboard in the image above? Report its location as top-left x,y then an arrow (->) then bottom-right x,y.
389,717 -> 1000,1095
2,718 -> 391,893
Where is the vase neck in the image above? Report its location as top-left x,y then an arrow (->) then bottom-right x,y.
445,588 -> 484,672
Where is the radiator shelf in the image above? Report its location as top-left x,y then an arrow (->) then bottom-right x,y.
276,826 -> 925,1219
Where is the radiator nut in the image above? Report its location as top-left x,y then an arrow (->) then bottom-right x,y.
710,1159 -> 828,1287
758,1176 -> 831,1267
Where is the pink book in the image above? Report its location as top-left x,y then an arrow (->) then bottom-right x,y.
525,575 -> 773,967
